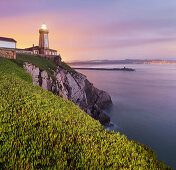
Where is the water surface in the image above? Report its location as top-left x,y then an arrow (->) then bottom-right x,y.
75,64 -> 176,168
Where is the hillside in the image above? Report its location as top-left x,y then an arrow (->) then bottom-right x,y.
0,58 -> 171,169
14,54 -> 112,125
0,57 -> 32,83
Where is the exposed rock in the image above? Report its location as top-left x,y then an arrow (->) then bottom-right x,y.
23,63 -> 40,86
24,62 -> 112,125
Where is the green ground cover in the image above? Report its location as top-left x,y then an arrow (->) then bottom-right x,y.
61,61 -> 76,73
0,58 -> 171,169
12,54 -> 57,79
0,58 -> 32,83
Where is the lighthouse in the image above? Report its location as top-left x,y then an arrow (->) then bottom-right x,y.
18,24 -> 57,56
39,24 -> 49,55
39,24 -> 49,49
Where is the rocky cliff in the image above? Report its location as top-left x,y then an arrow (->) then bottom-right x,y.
24,62 -> 112,125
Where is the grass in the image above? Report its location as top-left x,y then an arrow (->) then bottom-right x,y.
12,54 -> 76,80
61,61 -> 76,73
0,58 -> 171,169
12,54 -> 57,79
0,58 -> 32,83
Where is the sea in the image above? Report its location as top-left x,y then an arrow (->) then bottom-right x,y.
73,64 -> 176,168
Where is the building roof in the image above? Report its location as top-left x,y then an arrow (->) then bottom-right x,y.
25,46 -> 57,52
0,37 -> 17,43
25,46 -> 40,50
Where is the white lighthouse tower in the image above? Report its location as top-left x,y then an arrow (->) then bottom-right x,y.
39,24 -> 49,55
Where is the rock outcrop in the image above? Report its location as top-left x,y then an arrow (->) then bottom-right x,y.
24,62 -> 112,125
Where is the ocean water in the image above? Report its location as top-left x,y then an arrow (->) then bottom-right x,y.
75,64 -> 176,168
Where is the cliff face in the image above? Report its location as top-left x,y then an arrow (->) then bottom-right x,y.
24,62 -> 112,125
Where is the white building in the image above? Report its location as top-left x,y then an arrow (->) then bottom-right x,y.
0,37 -> 16,48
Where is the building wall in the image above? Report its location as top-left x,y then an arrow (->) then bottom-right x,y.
0,48 -> 16,59
0,41 -> 16,48
40,55 -> 61,65
39,32 -> 49,49
16,49 -> 33,55
44,50 -> 57,56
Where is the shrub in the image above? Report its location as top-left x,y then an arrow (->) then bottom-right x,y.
0,71 -> 171,169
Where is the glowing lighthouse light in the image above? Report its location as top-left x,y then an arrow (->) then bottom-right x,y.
39,24 -> 49,49
41,24 -> 47,30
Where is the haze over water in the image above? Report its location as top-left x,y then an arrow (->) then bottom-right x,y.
75,64 -> 176,168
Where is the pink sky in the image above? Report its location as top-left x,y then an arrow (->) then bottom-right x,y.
1,0 -> 176,61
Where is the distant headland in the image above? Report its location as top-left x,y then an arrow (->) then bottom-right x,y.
68,59 -> 176,65
73,67 -> 135,71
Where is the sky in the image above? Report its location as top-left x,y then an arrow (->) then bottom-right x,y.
1,0 -> 176,61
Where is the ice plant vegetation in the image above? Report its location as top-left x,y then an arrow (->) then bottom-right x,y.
0,57 -> 171,169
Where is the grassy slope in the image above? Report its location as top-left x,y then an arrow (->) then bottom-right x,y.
0,58 -> 32,83
61,61 -> 76,73
13,54 -> 57,72
13,54 -> 76,74
12,54 -> 76,81
0,58 -> 171,169
13,54 -> 57,79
